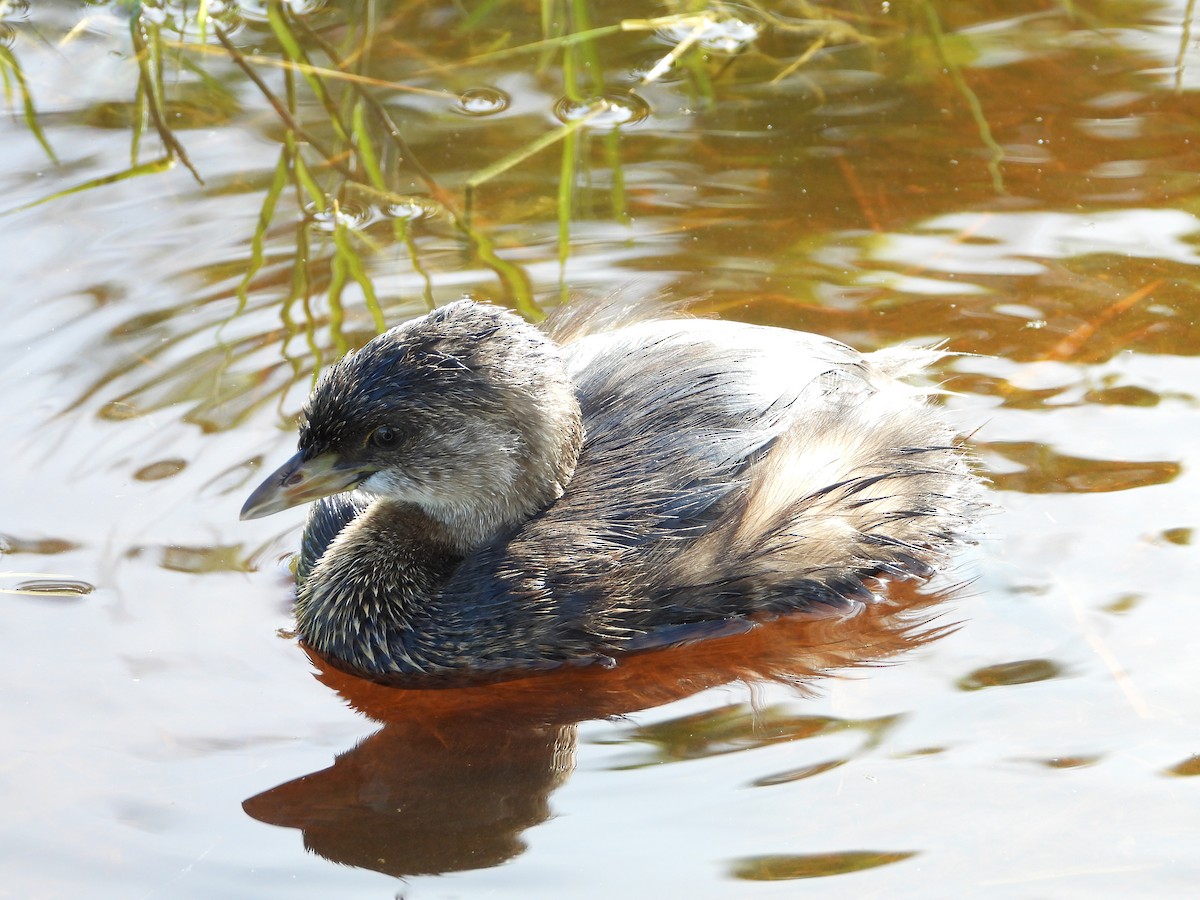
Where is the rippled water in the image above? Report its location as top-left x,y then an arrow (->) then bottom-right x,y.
4,1 -> 1200,896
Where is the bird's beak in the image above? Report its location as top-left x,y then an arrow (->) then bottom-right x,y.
240,450 -> 373,520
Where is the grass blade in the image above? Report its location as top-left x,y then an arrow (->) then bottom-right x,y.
0,45 -> 58,163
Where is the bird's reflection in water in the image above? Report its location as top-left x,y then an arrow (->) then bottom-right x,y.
243,581 -> 958,877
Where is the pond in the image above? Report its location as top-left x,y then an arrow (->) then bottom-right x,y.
3,0 -> 1200,896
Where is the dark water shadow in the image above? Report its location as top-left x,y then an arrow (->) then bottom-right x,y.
242,580 -> 960,878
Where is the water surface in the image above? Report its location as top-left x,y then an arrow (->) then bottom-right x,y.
3,1 -> 1200,896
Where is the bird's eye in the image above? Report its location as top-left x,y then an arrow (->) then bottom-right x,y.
370,425 -> 400,449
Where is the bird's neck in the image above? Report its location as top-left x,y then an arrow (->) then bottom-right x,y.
414,386 -> 585,556
295,500 -> 463,677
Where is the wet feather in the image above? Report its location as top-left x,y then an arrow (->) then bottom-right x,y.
249,298 -> 985,680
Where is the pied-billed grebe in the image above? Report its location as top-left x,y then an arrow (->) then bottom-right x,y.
242,299 -> 982,680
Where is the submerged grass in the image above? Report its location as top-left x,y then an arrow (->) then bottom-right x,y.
917,0 -> 1006,195
129,13 -> 204,183
2,0 -> 1092,374
0,44 -> 57,164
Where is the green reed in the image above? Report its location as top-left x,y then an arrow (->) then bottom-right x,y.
0,0 -> 1058,355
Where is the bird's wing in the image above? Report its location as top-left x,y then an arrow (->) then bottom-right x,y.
430,320 -> 885,660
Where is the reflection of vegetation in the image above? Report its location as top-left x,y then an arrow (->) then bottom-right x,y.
731,850 -> 917,881
2,3 -> 208,208
2,2 -> 1037,299
600,701 -> 901,767
2,1 -> 887,340
0,11 -> 56,163
3,0 -> 1174,418
128,11 -> 205,183
917,0 -> 1005,194
957,657 -> 1063,690
980,442 -> 1180,493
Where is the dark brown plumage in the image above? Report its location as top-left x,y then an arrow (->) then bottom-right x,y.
242,298 -> 983,681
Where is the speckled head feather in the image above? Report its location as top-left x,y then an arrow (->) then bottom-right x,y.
295,301 -> 584,553
302,302 -> 545,455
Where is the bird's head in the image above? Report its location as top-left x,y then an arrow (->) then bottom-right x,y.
240,301 -> 583,551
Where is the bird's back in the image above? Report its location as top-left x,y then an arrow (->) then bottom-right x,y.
421,317 -> 979,667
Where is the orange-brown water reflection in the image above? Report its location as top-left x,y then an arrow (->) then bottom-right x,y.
245,580 -> 954,877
